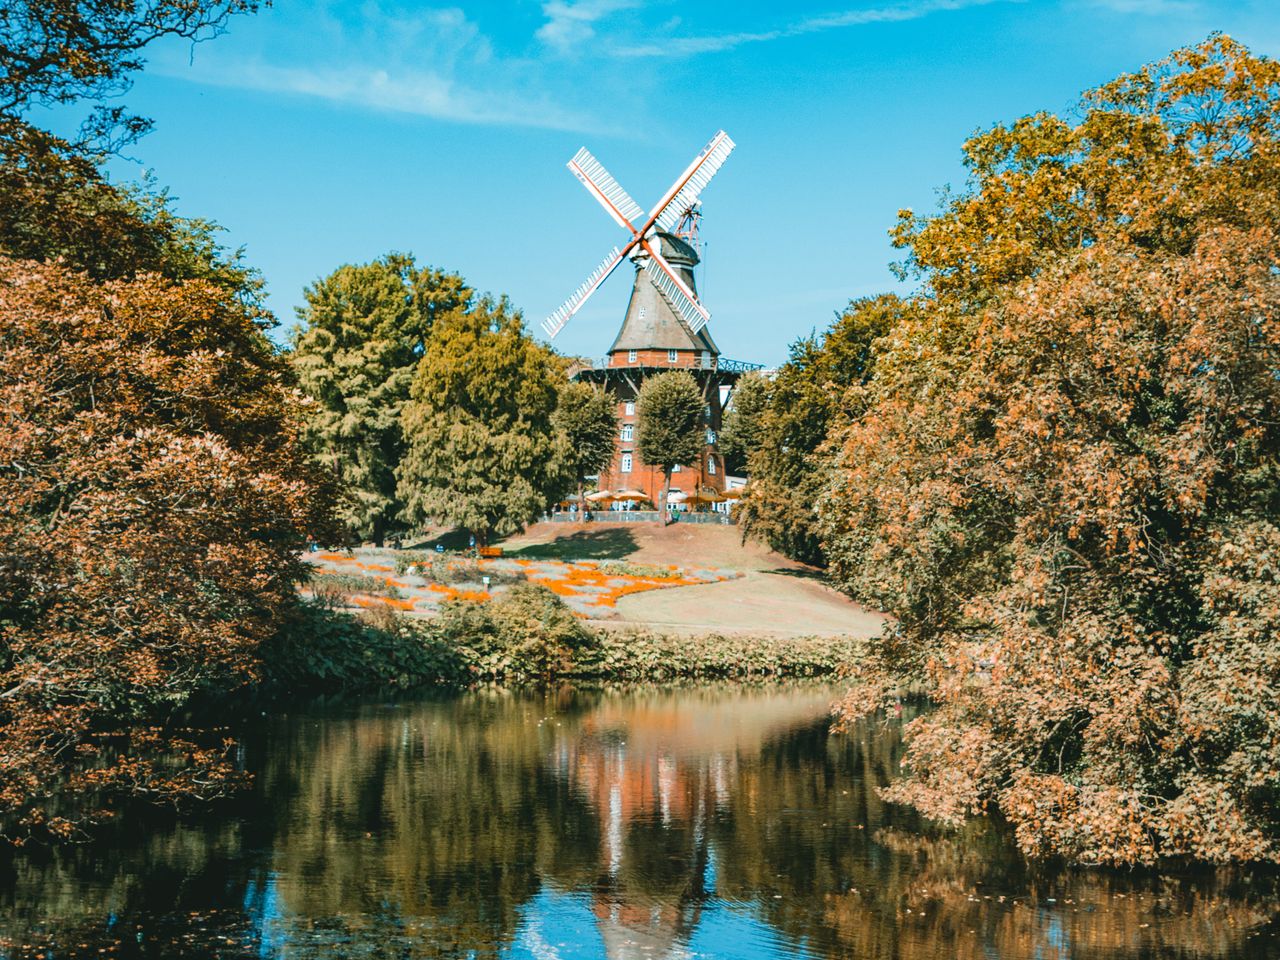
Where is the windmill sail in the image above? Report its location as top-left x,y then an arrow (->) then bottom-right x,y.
652,131 -> 736,233
546,131 -> 733,339
641,250 -> 711,335
568,148 -> 645,232
542,246 -> 625,338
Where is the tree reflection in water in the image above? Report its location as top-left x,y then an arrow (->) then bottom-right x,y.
0,682 -> 1276,959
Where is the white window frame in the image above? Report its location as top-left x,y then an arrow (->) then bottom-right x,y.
708,457 -> 717,475
672,463 -> 681,473
668,349 -> 678,363
621,424 -> 633,441
620,453 -> 633,473
624,401 -> 635,416
628,349 -> 637,363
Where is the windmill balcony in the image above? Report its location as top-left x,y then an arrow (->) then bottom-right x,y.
579,355 -> 764,373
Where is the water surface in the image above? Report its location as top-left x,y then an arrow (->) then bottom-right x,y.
1,682 -> 1276,958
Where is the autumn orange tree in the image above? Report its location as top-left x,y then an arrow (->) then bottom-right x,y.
824,36 -> 1280,865
0,259 -> 338,840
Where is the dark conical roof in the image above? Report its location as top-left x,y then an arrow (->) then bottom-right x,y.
609,231 -> 719,355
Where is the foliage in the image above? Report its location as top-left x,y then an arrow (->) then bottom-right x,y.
263,602 -> 469,692
635,370 -> 704,522
824,36 -> 1280,865
594,560 -> 682,580
267,585 -> 858,691
0,123 -> 262,294
1,0 -> 261,151
718,369 -> 768,476
393,553 -> 525,585
0,258 -> 339,840
552,380 -> 617,510
397,298 -> 567,545
582,630 -> 865,681
736,296 -> 902,565
290,254 -> 471,544
435,584 -> 595,681
307,570 -> 403,604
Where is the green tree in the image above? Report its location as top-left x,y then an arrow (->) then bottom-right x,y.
825,36 -> 1280,866
290,254 -> 470,545
636,371 -> 704,524
553,381 -> 617,520
736,296 -> 900,565
397,298 -> 566,546
718,369 -> 768,476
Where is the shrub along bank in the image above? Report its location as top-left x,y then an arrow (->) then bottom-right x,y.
265,583 -> 861,693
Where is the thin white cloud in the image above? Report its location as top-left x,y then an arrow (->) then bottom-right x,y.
536,0 -> 643,53
1080,0 -> 1197,12
154,3 -> 599,131
179,61 -> 593,131
611,0 -> 1011,57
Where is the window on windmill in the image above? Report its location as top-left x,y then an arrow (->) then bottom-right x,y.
621,424 -> 634,441
701,350 -> 710,368
706,429 -> 717,445
621,453 -> 633,473
672,463 -> 682,473
625,401 -> 635,416
668,349 -> 678,363
708,457 -> 717,475
628,349 -> 637,363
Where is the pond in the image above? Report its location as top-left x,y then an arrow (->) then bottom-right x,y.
1,681 -> 1276,959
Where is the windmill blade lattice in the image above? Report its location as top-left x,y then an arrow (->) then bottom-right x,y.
568,148 -> 645,232
641,252 -> 711,334
542,246 -> 625,338
654,131 -> 736,233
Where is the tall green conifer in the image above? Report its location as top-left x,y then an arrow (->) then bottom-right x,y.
290,254 -> 470,544
397,298 -> 566,546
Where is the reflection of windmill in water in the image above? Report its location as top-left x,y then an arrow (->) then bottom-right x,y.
543,132 -> 763,509
545,689 -> 839,959
568,732 -> 718,960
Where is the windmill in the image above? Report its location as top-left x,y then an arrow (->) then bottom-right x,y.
546,130 -> 761,514
542,130 -> 735,339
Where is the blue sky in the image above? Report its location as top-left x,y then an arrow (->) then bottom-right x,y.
88,0 -> 1280,365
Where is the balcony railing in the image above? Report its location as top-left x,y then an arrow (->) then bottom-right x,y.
578,355 -> 765,373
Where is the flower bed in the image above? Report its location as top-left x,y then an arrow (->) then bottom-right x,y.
303,550 -> 735,619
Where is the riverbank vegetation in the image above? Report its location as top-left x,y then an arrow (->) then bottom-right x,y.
268,588 -> 863,692
733,37 -> 1280,866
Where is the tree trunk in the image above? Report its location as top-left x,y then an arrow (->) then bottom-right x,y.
660,468 -> 671,526
578,475 -> 586,525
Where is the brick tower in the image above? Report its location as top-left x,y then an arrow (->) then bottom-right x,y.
573,231 -> 754,508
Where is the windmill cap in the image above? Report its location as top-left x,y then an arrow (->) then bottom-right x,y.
643,230 -> 698,267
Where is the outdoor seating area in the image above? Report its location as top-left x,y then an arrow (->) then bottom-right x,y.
552,485 -> 742,523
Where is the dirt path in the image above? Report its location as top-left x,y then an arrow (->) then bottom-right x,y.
606,570 -> 883,637
502,522 -> 886,638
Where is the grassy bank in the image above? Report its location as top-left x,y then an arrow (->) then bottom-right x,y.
265,584 -> 862,694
